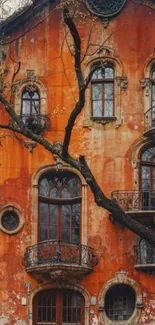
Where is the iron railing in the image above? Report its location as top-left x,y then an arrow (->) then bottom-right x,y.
23,240 -> 96,270
134,244 -> 155,265
10,114 -> 51,134
111,190 -> 155,211
144,106 -> 155,131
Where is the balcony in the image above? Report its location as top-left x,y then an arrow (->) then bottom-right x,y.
134,243 -> 155,273
144,106 -> 155,137
10,114 -> 51,134
111,191 -> 155,225
23,240 -> 97,280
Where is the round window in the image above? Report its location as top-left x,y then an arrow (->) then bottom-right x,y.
105,284 -> 135,321
1,211 -> 19,231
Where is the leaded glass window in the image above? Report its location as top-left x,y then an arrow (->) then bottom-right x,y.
140,146 -> 155,209
139,239 -> 155,264
152,69 -> 155,113
105,284 -> 135,321
39,172 -> 81,244
21,86 -> 40,118
91,66 -> 115,118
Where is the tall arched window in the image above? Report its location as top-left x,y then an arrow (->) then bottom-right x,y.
33,289 -> 84,325
38,172 -> 81,244
21,86 -> 40,117
140,146 -> 155,209
139,238 -> 155,264
91,66 -> 115,118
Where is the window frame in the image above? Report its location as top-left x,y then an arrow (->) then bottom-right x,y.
33,289 -> 85,325
91,66 -> 115,119
38,172 -> 82,244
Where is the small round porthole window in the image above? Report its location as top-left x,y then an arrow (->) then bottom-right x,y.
0,206 -> 24,234
105,284 -> 136,321
2,211 -> 19,231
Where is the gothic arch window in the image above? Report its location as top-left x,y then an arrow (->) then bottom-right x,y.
139,238 -> 155,264
38,171 -> 81,244
140,146 -> 155,209
21,86 -> 40,117
91,66 -> 115,118
33,289 -> 85,325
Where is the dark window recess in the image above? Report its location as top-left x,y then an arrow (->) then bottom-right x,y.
152,69 -> 155,120
33,289 -> 84,325
1,211 -> 19,231
91,66 -> 115,118
140,146 -> 155,210
38,171 -> 81,244
139,238 -> 155,264
105,284 -> 135,321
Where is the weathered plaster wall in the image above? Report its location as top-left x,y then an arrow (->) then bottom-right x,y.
1,0 -> 155,324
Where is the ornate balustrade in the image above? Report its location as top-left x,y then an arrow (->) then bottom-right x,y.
144,106 -> 155,136
23,240 -> 97,278
111,190 -> 155,211
10,114 -> 51,134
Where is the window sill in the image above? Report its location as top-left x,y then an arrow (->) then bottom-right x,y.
83,116 -> 117,127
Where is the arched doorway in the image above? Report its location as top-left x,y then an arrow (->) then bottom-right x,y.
33,289 -> 85,325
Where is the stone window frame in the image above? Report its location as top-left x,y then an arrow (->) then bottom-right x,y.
31,163 -> 88,246
0,204 -> 24,234
140,57 -> 155,123
28,283 -> 90,325
83,54 -> 128,127
14,79 -> 47,116
98,271 -> 143,325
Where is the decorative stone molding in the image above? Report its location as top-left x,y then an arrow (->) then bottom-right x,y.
26,69 -> 36,80
140,78 -> 150,96
24,141 -> 37,153
115,269 -> 127,283
98,271 -> 143,325
116,76 -> 128,90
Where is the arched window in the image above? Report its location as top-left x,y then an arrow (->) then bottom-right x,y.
139,238 -> 155,264
105,284 -> 135,321
21,86 -> 40,117
140,146 -> 155,209
91,66 -> 115,118
38,171 -> 81,244
33,289 -> 84,325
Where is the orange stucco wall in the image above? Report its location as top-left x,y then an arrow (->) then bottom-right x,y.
1,0 -> 155,324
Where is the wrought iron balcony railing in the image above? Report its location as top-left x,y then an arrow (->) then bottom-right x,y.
10,114 -> 51,134
134,244 -> 155,266
111,190 -> 155,212
23,240 -> 96,271
144,106 -> 155,132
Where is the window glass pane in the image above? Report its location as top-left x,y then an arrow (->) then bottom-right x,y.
141,147 -> 155,162
62,291 -> 83,323
39,203 -> 48,223
22,100 -> 31,115
62,228 -> 70,242
105,67 -> 114,78
92,69 -> 102,79
141,166 -> 150,190
92,84 -> 102,100
62,205 -> 71,227
152,69 -> 155,79
32,91 -> 39,99
72,204 -> 80,244
32,100 -> 39,114
67,177 -> 81,197
92,101 -> 102,117
50,205 -> 58,225
61,187 -> 71,198
104,83 -> 114,100
49,226 -> 57,240
22,91 -> 30,99
104,101 -> 113,117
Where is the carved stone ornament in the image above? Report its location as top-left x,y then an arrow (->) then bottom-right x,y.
116,76 -> 128,90
26,70 -> 36,80
136,295 -> 143,309
115,270 -> 127,283
24,141 -> 37,153
85,0 -> 127,18
140,78 -> 150,96
50,270 -> 83,284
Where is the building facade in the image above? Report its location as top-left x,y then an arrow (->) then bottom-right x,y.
1,0 -> 155,324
